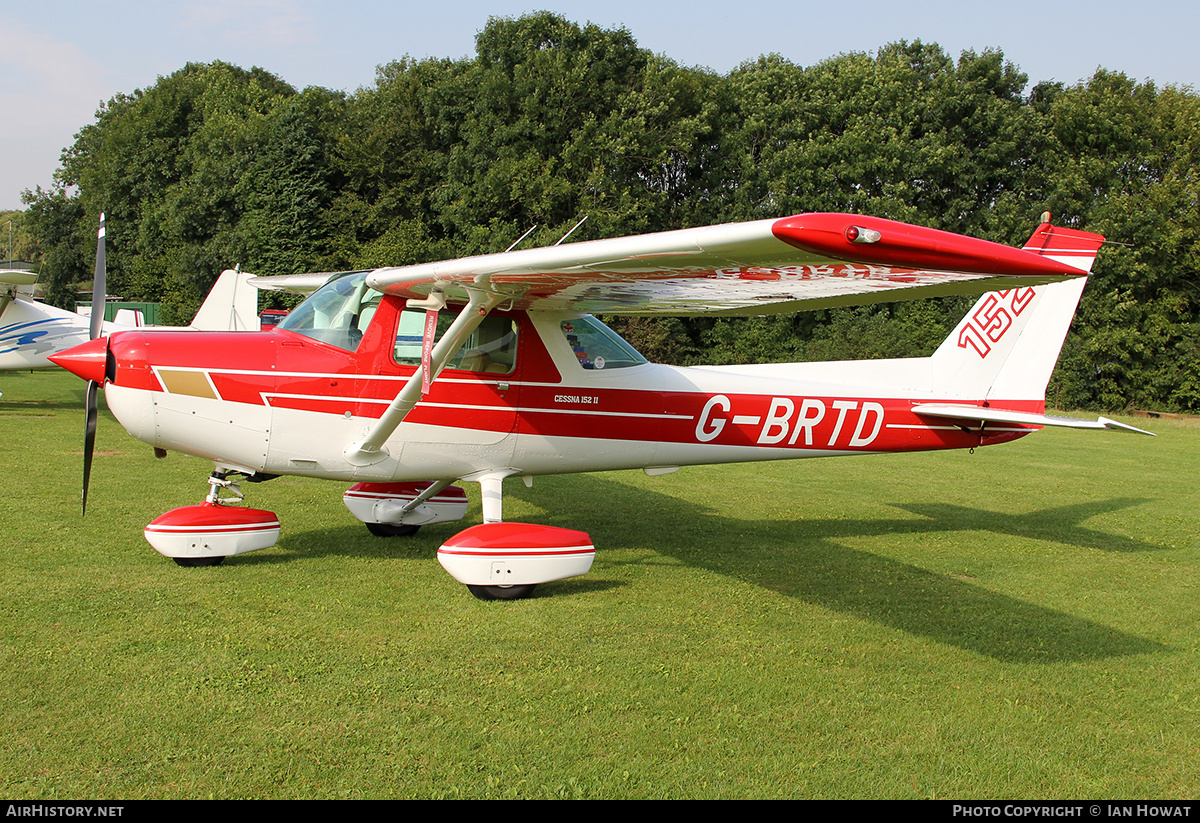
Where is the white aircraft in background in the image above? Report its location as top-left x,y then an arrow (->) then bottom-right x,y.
1,265 -> 259,371
51,211 -> 1153,600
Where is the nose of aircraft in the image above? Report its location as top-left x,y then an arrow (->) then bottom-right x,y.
49,335 -> 110,384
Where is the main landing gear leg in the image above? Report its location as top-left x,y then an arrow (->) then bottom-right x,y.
468,472 -> 537,600
342,480 -> 469,536
478,472 -> 506,524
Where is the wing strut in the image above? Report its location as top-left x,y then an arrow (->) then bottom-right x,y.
343,281 -> 504,466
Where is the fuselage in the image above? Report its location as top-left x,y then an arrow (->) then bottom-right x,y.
95,288 -> 1037,483
0,298 -> 95,370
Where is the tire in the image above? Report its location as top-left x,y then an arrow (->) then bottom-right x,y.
467,584 -> 538,601
366,522 -> 421,537
172,555 -> 226,567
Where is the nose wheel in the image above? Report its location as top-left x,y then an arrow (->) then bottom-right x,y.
144,470 -> 281,566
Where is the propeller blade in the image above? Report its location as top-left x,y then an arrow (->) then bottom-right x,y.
90,213 -> 106,340
82,213 -> 105,515
83,379 -> 98,515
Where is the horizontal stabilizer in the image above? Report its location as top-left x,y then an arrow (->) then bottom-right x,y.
911,404 -> 1155,436
0,270 -> 38,287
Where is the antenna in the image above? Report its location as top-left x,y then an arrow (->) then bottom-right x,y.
504,224 -> 538,253
554,216 -> 588,246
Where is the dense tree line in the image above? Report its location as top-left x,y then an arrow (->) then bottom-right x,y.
18,12 -> 1200,412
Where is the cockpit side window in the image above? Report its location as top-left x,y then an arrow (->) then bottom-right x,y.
276,271 -> 380,352
394,309 -> 518,375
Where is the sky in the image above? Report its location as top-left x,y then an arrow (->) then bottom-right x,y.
3,0 -> 1198,212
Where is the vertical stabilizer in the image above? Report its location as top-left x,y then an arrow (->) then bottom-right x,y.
928,222 -> 1103,405
190,269 -> 259,331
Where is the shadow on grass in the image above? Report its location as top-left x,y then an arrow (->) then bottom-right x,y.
0,370 -> 90,411
528,474 -> 1166,663
891,499 -> 1160,554
0,395 -> 89,413
191,471 -> 1168,663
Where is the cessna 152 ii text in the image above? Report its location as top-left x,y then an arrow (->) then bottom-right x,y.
50,211 -> 1151,600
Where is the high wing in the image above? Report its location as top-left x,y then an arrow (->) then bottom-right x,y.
357,213 -> 1091,316
0,270 -> 39,287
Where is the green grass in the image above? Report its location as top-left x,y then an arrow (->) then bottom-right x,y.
2,369 -> 1198,798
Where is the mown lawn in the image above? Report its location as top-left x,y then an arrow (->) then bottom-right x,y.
2,369 -> 1197,798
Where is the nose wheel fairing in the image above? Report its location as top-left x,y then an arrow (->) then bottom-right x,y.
144,502 -> 281,564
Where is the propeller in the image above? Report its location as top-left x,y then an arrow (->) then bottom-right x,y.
82,213 -> 106,515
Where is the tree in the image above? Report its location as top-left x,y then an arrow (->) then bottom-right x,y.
1036,73 -> 1200,411
26,62 -> 337,321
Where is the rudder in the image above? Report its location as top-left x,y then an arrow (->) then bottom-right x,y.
929,221 -> 1103,405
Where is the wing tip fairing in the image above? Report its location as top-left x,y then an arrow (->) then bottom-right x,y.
771,213 -> 1091,280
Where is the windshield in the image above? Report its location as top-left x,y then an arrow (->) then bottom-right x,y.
277,271 -> 380,351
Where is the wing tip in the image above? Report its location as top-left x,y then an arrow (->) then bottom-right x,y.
771,213 -> 1087,279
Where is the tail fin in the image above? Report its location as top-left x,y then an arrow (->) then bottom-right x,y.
928,221 -> 1104,404
190,268 -> 259,331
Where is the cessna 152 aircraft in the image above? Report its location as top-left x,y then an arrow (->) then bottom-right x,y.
50,211 -> 1151,600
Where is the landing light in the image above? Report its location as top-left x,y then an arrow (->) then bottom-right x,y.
846,225 -> 882,244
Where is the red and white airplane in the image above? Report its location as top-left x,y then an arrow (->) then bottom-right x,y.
51,211 -> 1151,600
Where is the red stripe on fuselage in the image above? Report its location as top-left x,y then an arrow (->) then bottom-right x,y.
215,374 -> 1037,452
510,388 -> 1037,452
